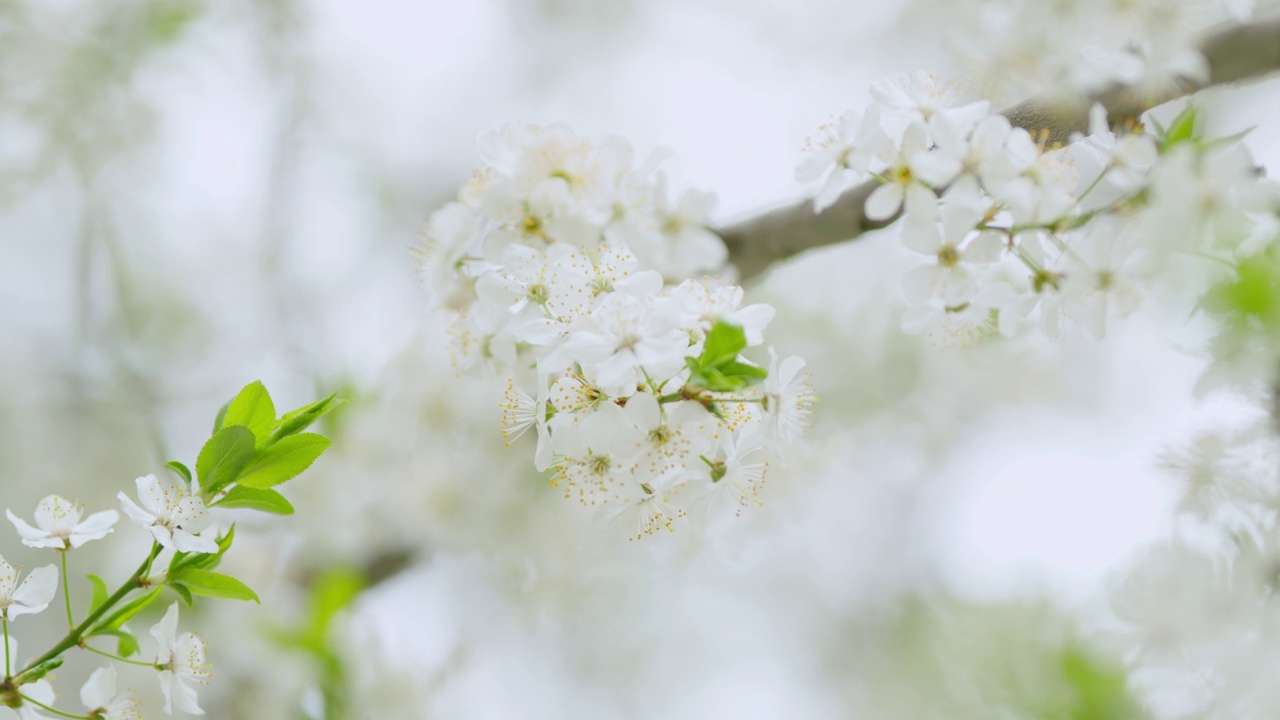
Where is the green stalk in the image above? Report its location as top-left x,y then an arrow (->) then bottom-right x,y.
81,642 -> 155,668
14,542 -> 161,681
18,692 -> 92,720
60,552 -> 73,630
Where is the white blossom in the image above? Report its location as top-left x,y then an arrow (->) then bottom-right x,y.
762,350 -> 816,443
0,555 -> 57,620
118,474 -> 217,554
866,124 -> 951,222
426,124 -> 811,534
698,427 -> 769,516
151,603 -> 210,715
1040,219 -> 1145,340
797,106 -> 892,212
899,179 -> 1005,306
6,495 -> 118,550
870,71 -> 990,128
609,174 -> 727,279
80,666 -> 141,720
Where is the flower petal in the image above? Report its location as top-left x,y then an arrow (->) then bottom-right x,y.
117,492 -> 155,528
171,529 -> 218,555
172,675 -> 204,715
69,510 -> 119,548
135,475 -> 168,515
157,669 -> 177,715
80,665 -> 117,710
9,564 -> 58,617
5,510 -> 58,549
33,495 -> 78,533
865,183 -> 904,221
151,602 -> 181,656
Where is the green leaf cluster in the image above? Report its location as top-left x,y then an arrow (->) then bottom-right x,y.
684,321 -> 767,393
189,382 -> 341,514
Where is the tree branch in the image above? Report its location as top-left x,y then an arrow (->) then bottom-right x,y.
719,16 -> 1280,280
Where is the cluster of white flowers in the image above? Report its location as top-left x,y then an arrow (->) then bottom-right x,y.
2,488 -> 216,718
800,72 -> 1280,347
420,124 -> 816,538
906,0 -> 1253,101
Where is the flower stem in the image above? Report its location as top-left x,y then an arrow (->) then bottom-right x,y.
18,692 -> 93,720
15,542 -> 162,681
1075,163 -> 1112,204
81,642 -> 155,668
3,616 -> 10,679
60,551 -> 74,630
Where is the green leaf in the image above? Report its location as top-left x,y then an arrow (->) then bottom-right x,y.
165,461 -> 193,486
170,568 -> 259,603
170,582 -> 194,606
719,360 -> 768,385
309,567 -> 365,636
92,586 -> 163,635
698,321 -> 748,369
97,629 -> 140,658
196,425 -> 256,496
211,485 -> 295,514
1058,645 -> 1143,720
213,401 -> 230,436
1163,105 -> 1197,148
87,574 -> 108,614
271,393 -> 342,443
690,367 -> 741,393
683,321 -> 768,394
221,381 -> 276,446
268,566 -> 366,655
235,433 -> 332,489
686,359 -> 767,393
14,657 -> 62,684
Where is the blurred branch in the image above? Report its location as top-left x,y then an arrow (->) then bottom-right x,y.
720,16 -> 1280,280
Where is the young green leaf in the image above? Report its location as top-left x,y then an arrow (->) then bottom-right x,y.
91,586 -> 163,635
170,582 -> 194,606
95,629 -> 140,658
271,393 -> 342,443
235,433 -> 332,489
87,574 -> 109,614
165,461 -> 193,486
13,657 -> 63,684
220,381 -> 277,446
698,321 -> 748,369
1163,105 -> 1198,148
212,401 -> 231,436
196,425 -> 256,496
170,568 -> 260,603
211,485 -> 295,514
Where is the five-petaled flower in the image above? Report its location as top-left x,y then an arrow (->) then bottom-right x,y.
151,603 -> 211,715
80,666 -> 141,720
118,474 -> 217,554
0,554 -> 57,620
6,495 -> 119,550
